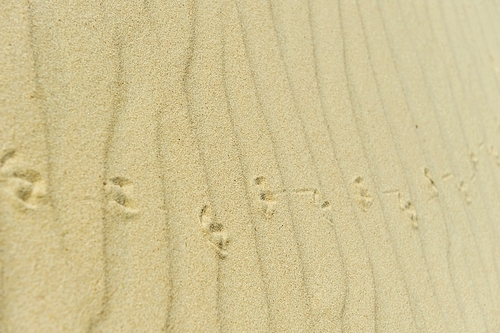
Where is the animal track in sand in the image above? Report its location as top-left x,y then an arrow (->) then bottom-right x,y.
458,181 -> 472,205
487,145 -> 500,167
352,176 -> 373,211
424,168 -> 438,199
253,176 -> 332,223
397,193 -> 418,229
441,173 -> 453,181
254,176 -> 277,218
383,189 -> 418,229
468,151 -> 479,171
0,148 -> 47,209
200,205 -> 229,259
104,176 -> 139,217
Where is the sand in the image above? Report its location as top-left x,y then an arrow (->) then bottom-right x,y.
1,0 -> 499,332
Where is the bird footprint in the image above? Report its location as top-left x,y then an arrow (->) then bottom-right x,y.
0,148 -> 47,209
200,205 -> 229,258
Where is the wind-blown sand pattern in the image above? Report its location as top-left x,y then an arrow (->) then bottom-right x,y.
1,1 -> 499,332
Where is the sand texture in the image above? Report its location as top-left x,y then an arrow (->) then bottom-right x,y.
1,0 -> 500,332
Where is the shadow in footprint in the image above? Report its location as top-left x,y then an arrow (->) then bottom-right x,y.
104,176 -> 139,217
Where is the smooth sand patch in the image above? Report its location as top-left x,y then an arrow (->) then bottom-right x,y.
1,1 -> 499,332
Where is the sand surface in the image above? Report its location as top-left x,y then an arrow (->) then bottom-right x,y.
1,1 -> 500,332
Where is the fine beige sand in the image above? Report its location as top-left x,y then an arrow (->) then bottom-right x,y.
1,1 -> 500,332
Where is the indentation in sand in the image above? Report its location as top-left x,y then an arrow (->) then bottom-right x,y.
200,205 -> 229,259
352,176 -> 373,211
0,148 -> 47,209
104,176 -> 139,217
424,167 -> 438,199
254,176 -> 332,224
